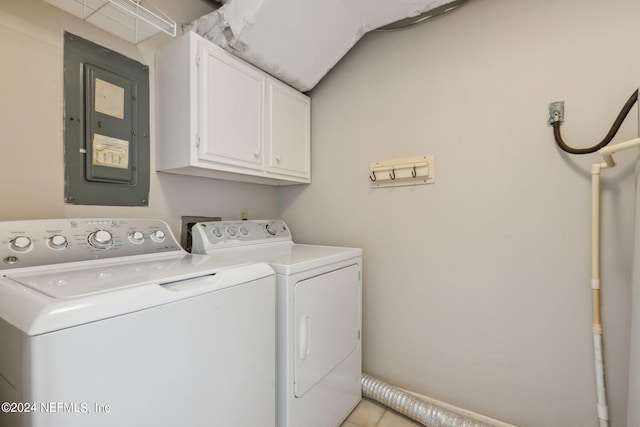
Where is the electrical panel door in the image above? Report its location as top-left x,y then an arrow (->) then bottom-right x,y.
64,32 -> 149,206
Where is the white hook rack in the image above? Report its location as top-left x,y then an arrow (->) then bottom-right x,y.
369,155 -> 435,188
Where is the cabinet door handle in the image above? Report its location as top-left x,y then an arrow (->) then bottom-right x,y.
254,151 -> 261,158
275,155 -> 281,163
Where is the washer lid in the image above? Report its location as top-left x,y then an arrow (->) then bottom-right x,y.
5,253 -> 246,299
0,255 -> 275,336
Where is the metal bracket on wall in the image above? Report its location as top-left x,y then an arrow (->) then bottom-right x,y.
547,101 -> 564,125
369,155 -> 435,188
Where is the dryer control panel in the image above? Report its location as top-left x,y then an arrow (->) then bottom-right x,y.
191,220 -> 292,253
0,218 -> 182,270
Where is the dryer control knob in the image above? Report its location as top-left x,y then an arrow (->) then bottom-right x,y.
150,230 -> 166,242
212,227 -> 223,238
265,223 -> 277,236
89,230 -> 113,249
11,236 -> 32,252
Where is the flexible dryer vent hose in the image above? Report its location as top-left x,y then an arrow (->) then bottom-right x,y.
362,374 -> 493,427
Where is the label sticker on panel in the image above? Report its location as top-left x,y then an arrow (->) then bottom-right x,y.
93,134 -> 129,169
95,78 -> 125,119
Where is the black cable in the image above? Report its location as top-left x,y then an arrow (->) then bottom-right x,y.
553,89 -> 639,154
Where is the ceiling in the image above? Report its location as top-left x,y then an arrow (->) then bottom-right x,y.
189,0 -> 464,92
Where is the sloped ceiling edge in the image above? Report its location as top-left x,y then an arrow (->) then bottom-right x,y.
190,0 -> 459,92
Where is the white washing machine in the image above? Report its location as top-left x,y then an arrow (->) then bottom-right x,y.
0,218 -> 276,427
191,220 -> 362,427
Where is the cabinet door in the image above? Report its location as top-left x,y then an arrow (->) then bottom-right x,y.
198,41 -> 264,169
266,80 -> 310,178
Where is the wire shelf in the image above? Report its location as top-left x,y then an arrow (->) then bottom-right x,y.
44,0 -> 176,44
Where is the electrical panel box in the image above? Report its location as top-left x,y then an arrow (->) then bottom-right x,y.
63,32 -> 150,206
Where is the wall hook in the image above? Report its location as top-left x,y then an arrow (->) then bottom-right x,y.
369,155 -> 434,188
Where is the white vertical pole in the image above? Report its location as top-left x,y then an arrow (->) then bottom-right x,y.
591,163 -> 609,427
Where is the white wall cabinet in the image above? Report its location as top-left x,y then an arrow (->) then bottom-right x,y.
156,32 -> 310,185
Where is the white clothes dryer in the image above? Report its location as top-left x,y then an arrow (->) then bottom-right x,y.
191,220 -> 362,427
0,218 -> 276,427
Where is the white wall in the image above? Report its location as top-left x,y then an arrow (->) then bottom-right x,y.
279,0 -> 640,426
0,0 -> 278,236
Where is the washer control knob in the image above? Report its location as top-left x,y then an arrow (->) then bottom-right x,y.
227,227 -> 237,238
3,256 -> 19,265
49,235 -> 68,249
129,231 -> 145,244
11,236 -> 32,252
88,230 -> 113,249
150,230 -> 166,242
265,223 -> 277,236
211,227 -> 223,238
239,227 -> 249,236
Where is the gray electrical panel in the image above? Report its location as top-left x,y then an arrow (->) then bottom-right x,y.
64,32 -> 150,206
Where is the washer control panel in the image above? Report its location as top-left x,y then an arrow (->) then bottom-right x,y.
0,218 -> 182,270
191,220 -> 291,252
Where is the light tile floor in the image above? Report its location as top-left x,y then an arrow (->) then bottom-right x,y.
340,398 -> 421,427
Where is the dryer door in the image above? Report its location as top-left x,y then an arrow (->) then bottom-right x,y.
293,263 -> 360,397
